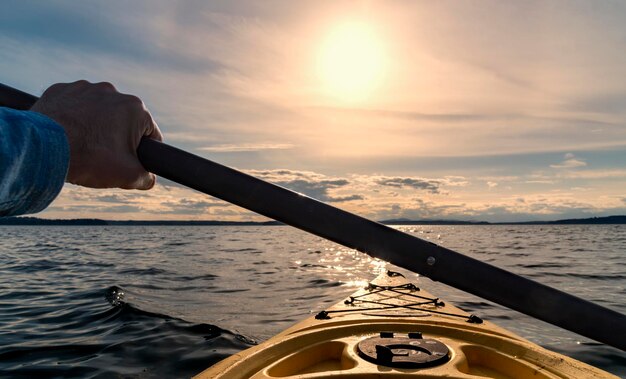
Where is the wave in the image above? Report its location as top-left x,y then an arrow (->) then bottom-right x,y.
0,286 -> 256,379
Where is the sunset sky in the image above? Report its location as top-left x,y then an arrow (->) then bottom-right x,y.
1,1 -> 625,222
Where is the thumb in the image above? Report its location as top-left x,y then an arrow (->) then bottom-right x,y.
121,170 -> 156,190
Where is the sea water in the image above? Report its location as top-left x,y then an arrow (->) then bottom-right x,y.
1,225 -> 625,378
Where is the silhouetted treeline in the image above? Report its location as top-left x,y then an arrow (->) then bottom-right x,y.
0,215 -> 624,226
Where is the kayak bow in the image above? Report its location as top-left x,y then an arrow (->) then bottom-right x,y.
195,270 -> 618,379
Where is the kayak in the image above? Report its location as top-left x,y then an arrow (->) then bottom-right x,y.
195,270 -> 617,379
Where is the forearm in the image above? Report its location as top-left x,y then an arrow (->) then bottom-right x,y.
0,107 -> 69,216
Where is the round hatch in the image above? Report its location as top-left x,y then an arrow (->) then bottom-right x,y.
357,332 -> 450,369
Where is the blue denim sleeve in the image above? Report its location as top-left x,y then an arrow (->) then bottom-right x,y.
0,107 -> 69,217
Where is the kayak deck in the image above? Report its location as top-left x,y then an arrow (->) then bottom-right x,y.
195,270 -> 617,378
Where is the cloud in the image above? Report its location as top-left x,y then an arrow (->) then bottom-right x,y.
4,0 -> 626,166
247,169 -> 326,182
479,175 -> 519,182
558,169 -> 626,179
550,153 -> 587,169
327,194 -> 365,203
94,195 -> 128,203
441,176 -> 470,187
47,205 -> 143,213
365,186 -> 626,223
40,182 -> 241,219
97,205 -> 144,213
525,180 -> 556,184
312,106 -> 493,123
312,106 -> 618,128
373,198 -> 468,221
567,91 -> 626,114
160,198 -> 228,214
199,143 -> 295,152
245,169 -> 363,203
0,2 -> 222,73
4,1 -> 625,223
40,164 -> 626,222
163,132 -> 216,144
487,181 -> 498,188
375,177 -> 440,194
276,179 -> 351,202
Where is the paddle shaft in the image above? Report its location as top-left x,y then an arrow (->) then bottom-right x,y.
2,83 -> 625,351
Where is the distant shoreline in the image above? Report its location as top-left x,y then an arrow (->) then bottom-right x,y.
0,215 -> 624,226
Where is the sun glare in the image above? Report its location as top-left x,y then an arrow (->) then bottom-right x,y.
317,22 -> 386,102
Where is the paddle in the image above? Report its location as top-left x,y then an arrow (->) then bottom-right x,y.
2,82 -> 625,351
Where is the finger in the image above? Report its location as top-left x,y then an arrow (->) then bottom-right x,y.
70,79 -> 91,87
121,175 -> 155,190
118,166 -> 156,190
94,81 -> 117,92
63,80 -> 91,94
143,111 -> 163,142
40,80 -> 90,97
130,172 -> 156,190
96,152 -> 155,190
146,173 -> 157,190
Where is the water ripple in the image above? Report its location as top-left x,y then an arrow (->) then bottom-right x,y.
0,224 -> 624,377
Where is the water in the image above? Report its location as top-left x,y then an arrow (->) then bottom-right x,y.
0,225 -> 625,378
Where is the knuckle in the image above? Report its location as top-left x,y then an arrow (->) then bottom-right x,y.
125,94 -> 143,104
42,81 -> 77,97
44,83 -> 65,95
49,80 -> 90,94
123,94 -> 145,109
47,83 -> 64,91
95,81 -> 116,91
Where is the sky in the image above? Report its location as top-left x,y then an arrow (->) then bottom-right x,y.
1,0 -> 625,222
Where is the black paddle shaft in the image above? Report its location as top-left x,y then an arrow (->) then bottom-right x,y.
2,82 -> 625,351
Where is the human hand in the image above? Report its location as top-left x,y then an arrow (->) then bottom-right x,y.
30,80 -> 163,190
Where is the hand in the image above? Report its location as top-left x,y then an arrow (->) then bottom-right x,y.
30,80 -> 163,190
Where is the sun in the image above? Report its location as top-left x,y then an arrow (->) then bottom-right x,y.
317,22 -> 387,102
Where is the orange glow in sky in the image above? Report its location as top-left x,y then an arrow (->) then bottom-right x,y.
317,21 -> 387,102
3,1 -> 624,222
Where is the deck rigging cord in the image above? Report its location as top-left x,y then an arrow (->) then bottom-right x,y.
316,271 -> 483,323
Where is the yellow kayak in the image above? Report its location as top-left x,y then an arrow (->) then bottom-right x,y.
195,270 -> 616,379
